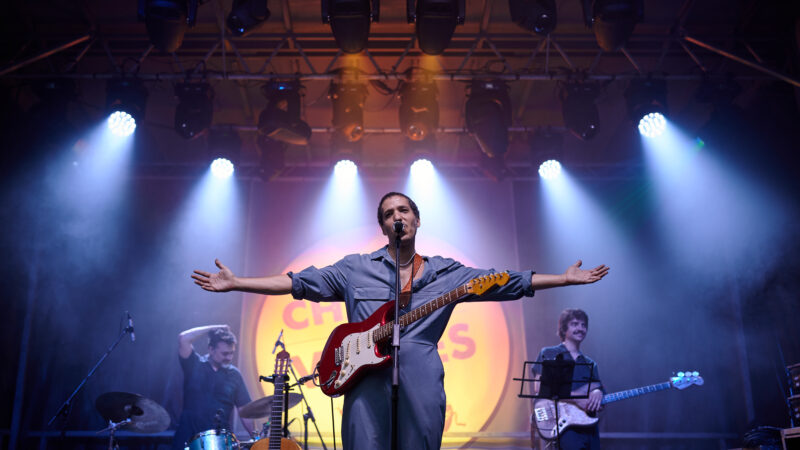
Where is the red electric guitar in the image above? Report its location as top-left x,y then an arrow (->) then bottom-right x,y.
315,272 -> 510,397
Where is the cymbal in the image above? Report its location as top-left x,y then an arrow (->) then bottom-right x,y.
238,394 -> 302,419
95,392 -> 170,433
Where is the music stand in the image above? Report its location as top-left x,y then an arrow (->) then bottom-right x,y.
515,360 -> 597,450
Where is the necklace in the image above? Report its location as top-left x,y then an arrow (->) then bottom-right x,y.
397,252 -> 416,267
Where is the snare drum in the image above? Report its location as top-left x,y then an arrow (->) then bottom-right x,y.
185,429 -> 240,450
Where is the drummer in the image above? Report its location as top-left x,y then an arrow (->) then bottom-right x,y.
173,325 -> 255,450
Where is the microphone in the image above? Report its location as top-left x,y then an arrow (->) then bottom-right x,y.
272,329 -> 284,354
126,311 -> 135,342
393,221 -> 404,233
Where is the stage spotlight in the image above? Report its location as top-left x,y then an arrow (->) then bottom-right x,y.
258,81 -> 311,145
174,82 -> 214,139
323,0 -> 379,54
207,128 -> 241,179
637,112 -> 665,138
210,157 -> 234,179
560,82 -> 600,141
465,81 -> 512,159
508,0 -> 557,36
398,70 -> 438,142
529,128 -> 563,179
257,134 -> 286,180
329,71 -> 368,142
405,136 -> 437,167
138,0 -> 199,52
334,159 -> 358,177
409,0 -> 465,55
106,79 -> 148,137
108,111 -> 137,137
538,159 -> 562,180
410,158 -> 434,179
580,0 -> 643,52
227,0 -> 270,37
330,132 -> 362,168
625,78 -> 668,136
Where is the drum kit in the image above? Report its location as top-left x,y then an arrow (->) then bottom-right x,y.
94,385 -> 306,449
93,391 -> 171,450
83,326 -> 321,450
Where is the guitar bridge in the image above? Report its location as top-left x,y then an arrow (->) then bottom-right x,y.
334,346 -> 342,366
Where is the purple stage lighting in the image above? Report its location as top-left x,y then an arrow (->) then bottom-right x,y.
210,157 -> 234,179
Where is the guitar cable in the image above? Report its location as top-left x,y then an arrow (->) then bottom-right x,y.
330,397 -> 337,450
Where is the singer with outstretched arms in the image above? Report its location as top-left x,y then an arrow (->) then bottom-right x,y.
172,325 -> 253,450
192,192 -> 609,450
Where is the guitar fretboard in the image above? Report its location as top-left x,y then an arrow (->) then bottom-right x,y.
601,382 -> 671,405
372,284 -> 470,344
268,376 -> 286,450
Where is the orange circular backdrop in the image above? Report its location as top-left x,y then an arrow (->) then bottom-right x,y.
249,227 -> 513,444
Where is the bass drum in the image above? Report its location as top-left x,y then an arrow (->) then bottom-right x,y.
185,429 -> 240,450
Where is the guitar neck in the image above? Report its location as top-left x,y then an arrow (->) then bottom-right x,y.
373,283 -> 470,343
268,378 -> 285,448
601,382 -> 672,405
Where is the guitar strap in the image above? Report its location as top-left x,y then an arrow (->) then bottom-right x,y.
398,253 -> 423,309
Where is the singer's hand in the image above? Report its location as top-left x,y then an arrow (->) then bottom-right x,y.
192,259 -> 237,292
564,260 -> 609,285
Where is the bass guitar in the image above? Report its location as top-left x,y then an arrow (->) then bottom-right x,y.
532,371 -> 704,440
315,272 -> 510,397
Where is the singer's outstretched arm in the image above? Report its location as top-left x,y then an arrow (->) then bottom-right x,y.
530,260 -> 609,290
192,259 -> 292,295
178,324 -> 229,359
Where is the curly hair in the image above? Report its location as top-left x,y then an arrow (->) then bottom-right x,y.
208,328 -> 237,348
557,309 -> 589,340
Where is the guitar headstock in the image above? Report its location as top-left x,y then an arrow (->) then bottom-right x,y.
670,370 -> 704,389
274,350 -> 290,376
466,272 -> 510,296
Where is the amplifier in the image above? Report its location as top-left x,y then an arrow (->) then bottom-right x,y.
783,426 -> 800,450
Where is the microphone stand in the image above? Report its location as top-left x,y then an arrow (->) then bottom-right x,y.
391,230 -> 402,450
288,365 -> 327,450
48,320 -> 135,428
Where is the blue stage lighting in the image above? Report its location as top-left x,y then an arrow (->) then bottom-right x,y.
625,79 -> 667,136
334,159 -> 358,177
106,79 -> 147,137
210,157 -> 234,179
410,158 -> 434,176
638,112 -> 666,138
107,111 -> 137,137
538,159 -> 562,180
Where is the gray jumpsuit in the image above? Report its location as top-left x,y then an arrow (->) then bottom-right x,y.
289,246 -> 535,450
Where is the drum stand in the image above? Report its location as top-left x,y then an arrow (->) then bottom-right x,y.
97,418 -> 131,450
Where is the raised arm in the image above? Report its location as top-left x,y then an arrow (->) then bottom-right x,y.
192,259 -> 293,295
531,260 -> 609,290
178,324 -> 229,359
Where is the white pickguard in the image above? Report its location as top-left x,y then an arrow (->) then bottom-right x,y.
533,400 -> 599,439
333,324 -> 389,390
